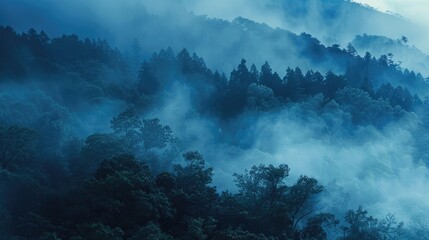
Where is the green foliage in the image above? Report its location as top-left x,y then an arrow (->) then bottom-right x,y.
0,27 -> 423,240
111,108 -> 141,140
181,217 -> 217,240
339,207 -> 403,240
288,176 -> 324,230
38,232 -> 62,240
111,109 -> 174,151
141,119 -> 173,150
213,229 -> 270,240
259,61 -> 282,96
81,133 -> 124,163
75,222 -> 124,240
129,222 -> 173,240
172,151 -> 217,218
302,213 -> 338,240
78,133 -> 124,178
324,71 -> 347,99
234,164 -> 290,206
285,67 -> 306,101
232,165 -> 330,237
81,154 -> 172,233
0,143 -> 409,240
110,109 -> 179,167
133,46 -> 423,127
230,59 -> 252,86
335,87 -> 400,126
176,151 -> 213,186
0,125 -> 37,171
247,83 -> 278,111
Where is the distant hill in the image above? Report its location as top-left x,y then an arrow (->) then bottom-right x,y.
352,34 -> 429,77
255,0 -> 418,47
0,0 -> 421,74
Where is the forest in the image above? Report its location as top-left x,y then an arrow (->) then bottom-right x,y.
1,23 -> 429,240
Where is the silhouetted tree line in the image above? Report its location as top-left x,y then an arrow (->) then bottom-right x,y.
0,26 -> 425,124
137,48 -> 422,125
0,26 -> 128,78
0,26 -> 139,113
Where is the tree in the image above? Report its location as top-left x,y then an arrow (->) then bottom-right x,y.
284,67 -> 305,101
78,133 -> 125,178
74,222 -> 124,240
347,43 -> 357,56
249,64 -> 259,84
360,77 -> 375,97
172,151 -> 217,218
141,119 -> 173,150
324,71 -> 347,99
177,48 -> 193,74
129,222 -> 173,240
182,217 -> 217,240
220,59 -> 252,117
230,59 -> 251,86
335,87 -> 397,126
213,229 -> 269,240
233,164 -> 292,235
376,83 -> 394,101
376,84 -> 414,111
191,52 -> 209,75
302,213 -> 338,240
78,154 -> 172,238
259,62 -> 282,95
138,61 -> 159,95
110,110 -> 179,172
24,28 -> 50,57
157,47 -> 176,64
0,125 -> 37,171
233,165 -> 327,237
111,110 -> 176,152
81,133 -> 124,163
39,232 -> 63,240
391,86 -> 413,111
339,207 -> 403,240
234,164 -> 290,207
110,108 -> 143,152
400,36 -> 408,45
287,176 -> 323,230
111,109 -> 140,136
246,83 -> 277,111
130,38 -> 143,77
344,61 -> 364,88
303,70 -> 324,96
176,151 -> 213,186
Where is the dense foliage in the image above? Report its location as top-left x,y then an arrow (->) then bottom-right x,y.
0,26 -> 428,239
0,123 -> 405,240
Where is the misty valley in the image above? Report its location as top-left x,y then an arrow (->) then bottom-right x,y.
1,1 -> 429,240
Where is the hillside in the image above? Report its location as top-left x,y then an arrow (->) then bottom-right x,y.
1,1 -> 429,239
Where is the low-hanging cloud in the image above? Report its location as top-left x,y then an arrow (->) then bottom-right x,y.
141,74 -> 429,225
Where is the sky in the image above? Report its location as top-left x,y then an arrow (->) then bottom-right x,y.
182,0 -> 429,29
354,0 -> 429,29
179,0 -> 429,53
353,0 -> 429,52
1,0 -> 428,51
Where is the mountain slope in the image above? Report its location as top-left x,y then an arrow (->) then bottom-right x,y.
0,0 -> 422,75
269,0 -> 418,46
352,34 -> 429,76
